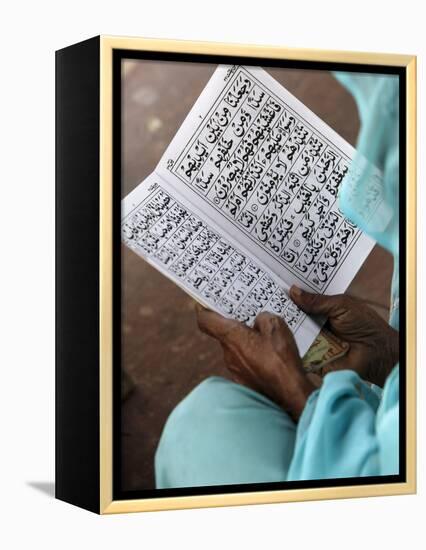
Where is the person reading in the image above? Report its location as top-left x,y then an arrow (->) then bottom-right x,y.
154,71 -> 401,487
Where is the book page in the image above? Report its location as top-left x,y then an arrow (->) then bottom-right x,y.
155,65 -> 376,296
122,172 -> 321,356
122,65 -> 379,356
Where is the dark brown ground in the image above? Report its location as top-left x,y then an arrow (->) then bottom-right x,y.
121,60 -> 393,491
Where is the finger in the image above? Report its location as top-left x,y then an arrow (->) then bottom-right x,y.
289,286 -> 347,317
253,311 -> 300,358
306,373 -> 323,388
319,357 -> 350,376
195,304 -> 242,341
253,311 -> 292,339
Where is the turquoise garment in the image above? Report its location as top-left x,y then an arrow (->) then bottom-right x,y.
335,72 -> 399,260
155,376 -> 297,487
287,367 -> 399,480
155,72 -> 400,488
334,71 -> 400,329
156,369 -> 399,487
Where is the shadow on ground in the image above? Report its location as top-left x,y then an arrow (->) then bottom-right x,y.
27,481 -> 55,498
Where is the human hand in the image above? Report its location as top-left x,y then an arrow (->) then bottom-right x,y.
290,286 -> 399,387
196,305 -> 315,421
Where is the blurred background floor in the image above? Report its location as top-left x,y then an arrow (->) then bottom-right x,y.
121,60 -> 394,491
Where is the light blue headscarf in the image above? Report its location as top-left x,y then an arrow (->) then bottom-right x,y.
287,72 -> 400,480
337,72 -> 399,258
338,72 -> 400,330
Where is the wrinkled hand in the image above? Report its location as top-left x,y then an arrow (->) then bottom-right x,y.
290,286 -> 399,387
196,305 -> 315,421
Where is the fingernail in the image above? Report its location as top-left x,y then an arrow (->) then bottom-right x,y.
291,285 -> 302,297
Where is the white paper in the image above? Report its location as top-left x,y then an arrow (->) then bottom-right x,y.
122,173 -> 321,356
122,65 -> 377,356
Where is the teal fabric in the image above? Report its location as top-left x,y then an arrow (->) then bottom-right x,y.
155,376 -> 297,487
334,71 -> 400,329
155,72 -> 400,488
287,366 -> 399,481
156,368 -> 399,487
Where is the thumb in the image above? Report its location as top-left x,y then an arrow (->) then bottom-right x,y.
289,286 -> 346,317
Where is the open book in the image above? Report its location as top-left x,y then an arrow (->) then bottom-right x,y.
121,65 -> 375,357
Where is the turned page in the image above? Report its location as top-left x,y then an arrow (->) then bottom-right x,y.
122,65 -> 377,356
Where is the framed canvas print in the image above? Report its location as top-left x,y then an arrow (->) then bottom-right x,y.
55,36 -> 416,514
